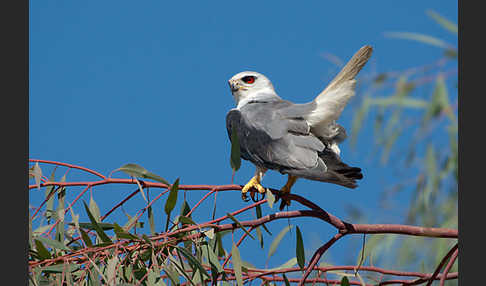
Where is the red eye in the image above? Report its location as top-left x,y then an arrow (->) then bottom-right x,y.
241,76 -> 256,84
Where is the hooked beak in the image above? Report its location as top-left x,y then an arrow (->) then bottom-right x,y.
228,79 -> 240,92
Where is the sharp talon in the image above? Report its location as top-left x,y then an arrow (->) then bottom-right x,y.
241,176 -> 265,202
279,195 -> 291,211
241,192 -> 249,202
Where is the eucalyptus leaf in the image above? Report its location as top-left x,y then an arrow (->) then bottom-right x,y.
34,239 -> 52,260
83,201 -> 112,244
296,226 -> 305,270
36,236 -> 70,251
426,10 -> 458,34
268,225 -> 292,260
231,243 -> 244,286
165,178 -> 180,215
226,213 -> 254,239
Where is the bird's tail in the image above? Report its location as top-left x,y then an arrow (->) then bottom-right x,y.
282,148 -> 363,189
318,147 -> 362,188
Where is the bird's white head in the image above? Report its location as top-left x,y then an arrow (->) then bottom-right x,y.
228,71 -> 279,108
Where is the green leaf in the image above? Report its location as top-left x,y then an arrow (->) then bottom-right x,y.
165,178 -> 180,231
89,194 -> 101,223
226,213 -> 255,239
179,216 -> 197,226
113,223 -> 138,240
266,188 -> 275,209
256,226 -> 263,248
41,264 -> 80,274
176,246 -> 210,279
215,232 -> 226,257
256,204 -> 272,235
71,222 -> 115,230
231,242 -> 244,286
283,273 -> 291,286
340,276 -> 350,286
267,257 -> 297,271
201,242 -> 223,273
79,228 -> 93,247
165,178 -> 180,215
113,163 -> 169,185
36,236 -> 71,251
230,126 -> 241,172
370,97 -> 427,109
164,256 -> 181,285
384,32 -> 451,48
105,256 -> 118,285
34,239 -> 52,260
296,226 -> 305,270
32,162 -> 42,190
148,206 -> 155,235
180,199 -> 192,217
44,167 -> 57,221
55,175 -> 66,244
83,201 -> 112,244
426,10 -> 458,34
268,225 -> 292,260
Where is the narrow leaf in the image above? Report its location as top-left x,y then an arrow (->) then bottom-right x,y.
256,226 -> 263,248
165,178 -> 180,215
296,226 -> 305,270
256,204 -> 272,235
32,162 -> 42,190
148,206 -> 155,235
113,163 -> 169,184
283,273 -> 291,286
176,246 -> 210,279
384,32 -> 451,48
226,213 -> 254,239
36,236 -> 70,251
179,216 -> 197,226
105,256 -> 118,285
231,242 -> 244,286
268,225 -> 292,260
79,228 -> 93,247
89,194 -> 101,222
113,223 -> 138,240
44,167 -> 57,221
34,239 -> 51,260
426,10 -> 458,34
41,264 -> 80,274
82,201 -> 112,244
266,188 -> 275,209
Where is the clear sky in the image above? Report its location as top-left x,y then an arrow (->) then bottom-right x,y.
29,0 -> 457,272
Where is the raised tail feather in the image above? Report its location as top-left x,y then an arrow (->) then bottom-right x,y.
281,147 -> 362,189
318,147 -> 362,188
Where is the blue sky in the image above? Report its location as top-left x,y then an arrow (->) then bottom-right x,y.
30,0 -> 457,273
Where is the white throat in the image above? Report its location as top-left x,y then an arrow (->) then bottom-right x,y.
236,88 -> 281,109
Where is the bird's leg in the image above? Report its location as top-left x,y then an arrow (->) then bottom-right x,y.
241,167 -> 267,201
279,175 -> 298,210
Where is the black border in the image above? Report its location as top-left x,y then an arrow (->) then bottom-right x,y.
459,1 -> 483,285
2,0 -> 28,283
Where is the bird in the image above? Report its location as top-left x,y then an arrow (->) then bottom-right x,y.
226,45 -> 372,210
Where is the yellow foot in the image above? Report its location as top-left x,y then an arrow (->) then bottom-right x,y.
279,175 -> 297,210
241,176 -> 266,201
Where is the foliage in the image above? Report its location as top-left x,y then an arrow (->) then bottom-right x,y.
348,9 -> 458,279
28,160 -> 457,285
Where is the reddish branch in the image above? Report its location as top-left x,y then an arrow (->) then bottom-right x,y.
28,160 -> 458,285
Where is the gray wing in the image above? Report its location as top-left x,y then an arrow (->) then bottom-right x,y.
226,100 -> 325,171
